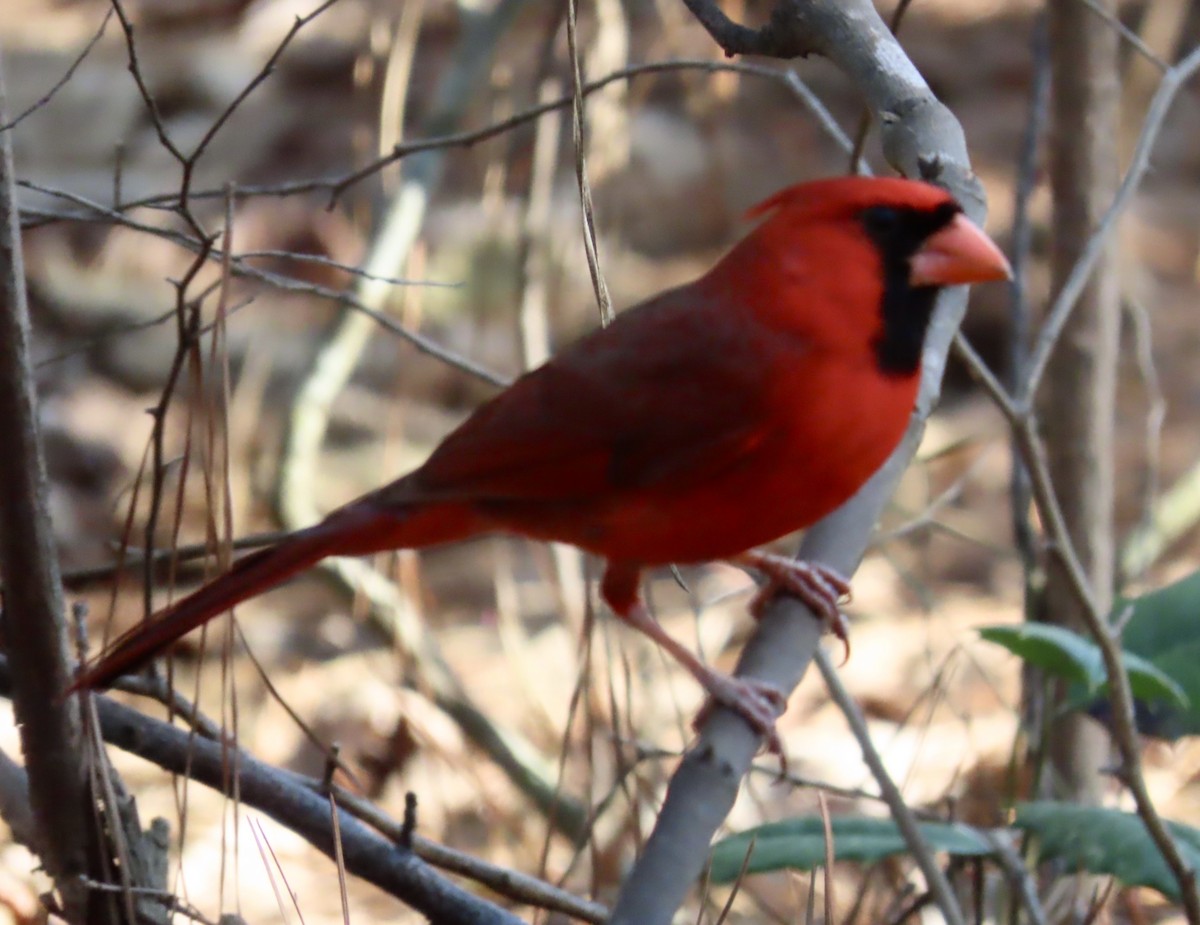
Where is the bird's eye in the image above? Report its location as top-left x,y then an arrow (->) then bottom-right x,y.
862,205 -> 901,235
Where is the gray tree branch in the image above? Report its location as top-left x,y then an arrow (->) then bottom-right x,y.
609,2 -> 987,922
0,44 -> 98,924
0,664 -> 526,925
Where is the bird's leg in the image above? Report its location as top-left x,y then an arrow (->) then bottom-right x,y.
602,562 -> 786,753
616,600 -> 786,753
734,552 -> 851,652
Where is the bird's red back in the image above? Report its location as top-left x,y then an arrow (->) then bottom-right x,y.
390,177 -> 975,563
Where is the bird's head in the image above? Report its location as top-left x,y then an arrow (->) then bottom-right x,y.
739,176 -> 1011,376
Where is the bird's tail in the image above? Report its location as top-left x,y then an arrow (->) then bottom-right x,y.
68,498 -> 478,693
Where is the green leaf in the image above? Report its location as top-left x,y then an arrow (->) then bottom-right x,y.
1124,650 -> 1187,707
978,624 -> 1187,708
1105,570 -> 1200,738
1016,801 -> 1200,901
1119,570 -> 1200,656
987,570 -> 1200,739
978,624 -> 1105,689
709,817 -> 993,883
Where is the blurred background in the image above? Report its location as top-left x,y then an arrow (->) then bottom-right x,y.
3,0 -> 1200,921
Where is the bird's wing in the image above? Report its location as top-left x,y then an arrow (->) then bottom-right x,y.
404,288 -> 780,504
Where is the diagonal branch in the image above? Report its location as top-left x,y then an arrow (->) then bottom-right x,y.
954,333 -> 1200,923
1020,43 -> 1200,406
17,678 -> 527,924
609,3 -> 981,922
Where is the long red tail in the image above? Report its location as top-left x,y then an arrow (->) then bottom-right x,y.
70,499 -> 479,692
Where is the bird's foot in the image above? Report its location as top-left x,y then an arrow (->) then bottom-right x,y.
691,675 -> 787,756
614,599 -> 787,754
738,552 -> 851,657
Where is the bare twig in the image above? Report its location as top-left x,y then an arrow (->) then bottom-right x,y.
82,880 -> 217,925
19,178 -> 507,386
778,71 -> 870,173
814,649 -> 960,922
0,45 -> 94,922
62,531 -> 290,588
43,676 -> 528,925
110,0 -> 340,227
235,249 -> 461,288
315,781 -> 608,923
185,0 -> 342,197
0,8 -> 114,132
679,0 -> 815,57
566,0 -> 614,325
953,332 -> 1200,921
1020,44 -> 1200,405
230,260 -> 508,387
10,58 -> 835,215
107,0 -> 186,164
978,829 -> 1047,925
1078,0 -> 1168,71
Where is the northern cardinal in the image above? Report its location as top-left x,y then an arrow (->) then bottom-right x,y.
71,176 -> 1009,747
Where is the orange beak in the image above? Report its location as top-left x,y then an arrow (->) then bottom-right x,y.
909,213 -> 1012,287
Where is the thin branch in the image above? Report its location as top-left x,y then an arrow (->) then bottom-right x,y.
236,249 -> 462,289
566,0 -> 614,325
778,71 -> 871,173
231,261 -> 508,386
953,332 -> 1200,920
0,8 -> 114,132
978,830 -> 1047,925
184,0 -> 342,188
21,58 -> 836,213
107,0 -> 186,164
814,648 -> 962,923
1020,43 -> 1200,405
1077,0 -> 1169,70
0,46 -> 94,921
43,678 -> 528,925
316,782 -> 607,923
18,180 -> 508,386
679,0 -> 816,57
61,532 -> 289,588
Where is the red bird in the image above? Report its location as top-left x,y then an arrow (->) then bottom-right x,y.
71,177 -> 1009,746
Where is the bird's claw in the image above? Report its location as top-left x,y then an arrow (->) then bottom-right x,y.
692,675 -> 788,758
743,554 -> 851,660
